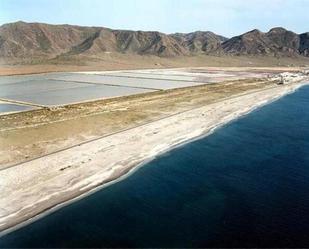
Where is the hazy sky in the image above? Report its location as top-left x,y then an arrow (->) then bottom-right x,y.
0,0 -> 308,37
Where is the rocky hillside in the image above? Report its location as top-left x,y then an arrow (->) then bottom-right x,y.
170,31 -> 227,53
0,22 -> 100,58
300,32 -> 309,56
0,21 -> 308,60
0,21 -> 196,58
222,27 -> 309,56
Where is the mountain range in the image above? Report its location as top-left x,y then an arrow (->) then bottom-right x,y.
0,21 -> 308,60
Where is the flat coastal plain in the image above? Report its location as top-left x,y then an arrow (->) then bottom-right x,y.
0,67 -> 308,234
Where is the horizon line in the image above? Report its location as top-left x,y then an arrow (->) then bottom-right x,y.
1,20 -> 308,37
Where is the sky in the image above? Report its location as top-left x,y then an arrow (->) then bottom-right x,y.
0,0 -> 308,37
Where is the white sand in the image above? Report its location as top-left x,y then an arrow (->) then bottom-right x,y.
0,81 -> 307,234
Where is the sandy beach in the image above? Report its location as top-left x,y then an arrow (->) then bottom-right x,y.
0,79 -> 308,235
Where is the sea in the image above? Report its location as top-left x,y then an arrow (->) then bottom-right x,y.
1,85 -> 309,248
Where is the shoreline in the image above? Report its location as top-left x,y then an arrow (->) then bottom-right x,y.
0,81 -> 308,237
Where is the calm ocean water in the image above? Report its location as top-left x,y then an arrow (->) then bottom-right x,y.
1,85 -> 309,248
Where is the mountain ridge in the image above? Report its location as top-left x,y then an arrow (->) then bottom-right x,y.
0,21 -> 308,60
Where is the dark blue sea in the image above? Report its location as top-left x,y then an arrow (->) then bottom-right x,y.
1,85 -> 309,248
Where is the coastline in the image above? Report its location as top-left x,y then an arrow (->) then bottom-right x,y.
0,80 -> 308,237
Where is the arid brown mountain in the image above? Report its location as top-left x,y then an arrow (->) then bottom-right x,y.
112,30 -> 189,56
0,21 -> 224,59
0,21 -> 192,58
0,21 -> 308,61
170,31 -> 227,53
222,27 -> 309,57
0,21 -> 100,58
67,29 -> 190,57
300,32 -> 309,56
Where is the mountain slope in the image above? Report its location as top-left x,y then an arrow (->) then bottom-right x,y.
222,27 -> 307,57
0,21 -> 309,61
266,27 -> 300,54
300,32 -> 309,56
222,29 -> 277,55
0,21 -> 99,58
0,22 -> 189,58
170,31 -> 227,53
113,30 -> 189,56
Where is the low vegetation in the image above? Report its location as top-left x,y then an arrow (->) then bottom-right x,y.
0,77 -> 276,168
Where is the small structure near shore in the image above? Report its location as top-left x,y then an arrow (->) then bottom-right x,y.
271,72 -> 308,85
301,69 -> 309,75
